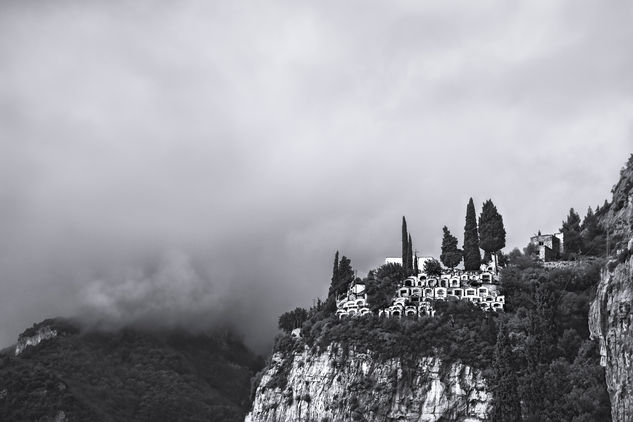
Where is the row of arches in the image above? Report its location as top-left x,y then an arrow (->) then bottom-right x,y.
402,272 -> 495,288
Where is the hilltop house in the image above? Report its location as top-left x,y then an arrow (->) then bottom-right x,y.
530,232 -> 564,261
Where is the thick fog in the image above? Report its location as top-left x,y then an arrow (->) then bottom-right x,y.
0,0 -> 631,352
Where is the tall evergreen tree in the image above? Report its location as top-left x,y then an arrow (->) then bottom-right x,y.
581,207 -> 606,256
407,234 -> 413,274
561,208 -> 582,255
491,323 -> 521,422
331,251 -> 339,287
463,198 -> 481,271
413,253 -> 419,275
440,226 -> 463,269
402,217 -> 409,271
328,252 -> 354,300
336,256 -> 354,294
479,199 -> 506,269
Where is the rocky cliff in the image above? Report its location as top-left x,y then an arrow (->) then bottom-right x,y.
247,345 -> 491,422
589,157 -> 633,421
15,325 -> 58,356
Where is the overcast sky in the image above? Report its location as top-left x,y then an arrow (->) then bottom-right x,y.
1,0 -> 631,352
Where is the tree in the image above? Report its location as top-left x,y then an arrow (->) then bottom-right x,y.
278,307 -> 308,332
336,256 -> 354,294
331,251 -> 339,287
407,234 -> 414,274
561,208 -> 582,256
376,262 -> 406,281
491,323 -> 521,422
413,253 -> 419,275
581,207 -> 606,256
478,199 -> 506,270
440,226 -> 463,269
328,253 -> 354,299
402,217 -> 409,271
463,198 -> 482,271
424,258 -> 442,277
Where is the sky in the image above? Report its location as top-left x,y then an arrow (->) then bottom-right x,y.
0,0 -> 632,352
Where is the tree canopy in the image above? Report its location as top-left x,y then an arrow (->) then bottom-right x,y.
328,252 -> 354,299
278,308 -> 308,332
478,199 -> 506,255
423,258 -> 442,277
440,226 -> 462,269
463,198 -> 481,271
561,208 -> 582,256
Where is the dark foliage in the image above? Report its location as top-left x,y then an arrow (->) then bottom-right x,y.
498,258 -> 611,421
328,255 -> 354,300
580,207 -> 607,257
440,226 -> 462,269
491,323 -> 521,422
375,262 -> 406,282
463,198 -> 482,271
292,300 -> 497,370
561,208 -> 582,256
479,199 -> 506,266
278,308 -> 308,333
365,271 -> 399,313
423,258 -> 442,277
402,217 -> 409,272
407,234 -> 414,274
0,322 -> 264,422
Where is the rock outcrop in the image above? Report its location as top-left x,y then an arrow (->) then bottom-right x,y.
589,157 -> 633,422
15,326 -> 58,356
247,345 -> 491,422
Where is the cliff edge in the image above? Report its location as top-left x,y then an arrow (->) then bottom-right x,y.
589,157 -> 633,421
247,344 -> 490,422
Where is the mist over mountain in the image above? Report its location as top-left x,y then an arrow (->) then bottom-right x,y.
0,3 -> 632,421
1,0 -> 632,356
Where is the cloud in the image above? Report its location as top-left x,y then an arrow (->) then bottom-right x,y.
0,0 -> 631,352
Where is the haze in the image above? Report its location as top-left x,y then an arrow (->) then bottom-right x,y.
1,0 -> 631,352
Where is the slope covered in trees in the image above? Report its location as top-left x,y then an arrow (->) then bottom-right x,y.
0,320 -> 264,422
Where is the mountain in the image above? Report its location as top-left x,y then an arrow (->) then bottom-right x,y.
247,158 -> 633,421
589,156 -> 633,422
0,318 -> 264,422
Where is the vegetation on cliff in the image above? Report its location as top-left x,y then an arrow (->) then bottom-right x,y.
0,321 -> 264,422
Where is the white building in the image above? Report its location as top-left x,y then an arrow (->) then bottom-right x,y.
385,256 -> 435,270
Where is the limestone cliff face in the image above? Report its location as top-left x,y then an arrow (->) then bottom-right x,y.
589,159 -> 633,422
247,345 -> 491,422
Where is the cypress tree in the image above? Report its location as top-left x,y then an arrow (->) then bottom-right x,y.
408,234 -> 413,273
331,251 -> 339,286
561,208 -> 582,255
479,199 -> 506,269
491,323 -> 521,422
414,253 -> 419,275
581,207 -> 606,256
463,198 -> 481,271
440,226 -> 463,270
336,256 -> 354,295
328,253 -> 354,300
402,217 -> 409,271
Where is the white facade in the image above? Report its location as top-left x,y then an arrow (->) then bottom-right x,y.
336,268 -> 505,319
385,256 -> 435,270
